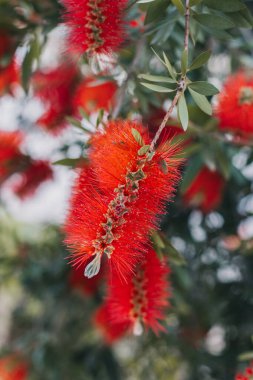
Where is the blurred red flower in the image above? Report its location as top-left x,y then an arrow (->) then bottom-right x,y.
235,362 -> 253,380
33,63 -> 78,134
72,77 -> 117,114
64,120 -> 182,280
182,166 -> 225,213
12,160 -> 53,199
216,71 -> 253,137
0,355 -> 28,380
62,0 -> 127,55
0,60 -> 19,96
0,130 -> 24,183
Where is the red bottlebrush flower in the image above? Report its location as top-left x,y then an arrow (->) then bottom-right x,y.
0,60 -> 19,96
12,160 -> 53,199
72,77 -> 117,114
235,362 -> 253,380
33,63 -> 78,134
0,130 -> 24,183
62,0 -> 128,56
103,249 -> 171,335
69,259 -> 105,296
0,355 -> 28,380
182,166 -> 225,213
64,120 -> 183,280
216,71 -> 253,137
93,303 -> 130,343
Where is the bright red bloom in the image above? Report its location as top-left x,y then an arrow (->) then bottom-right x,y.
235,362 -> 253,380
12,160 -> 53,199
0,130 -> 24,183
72,77 -> 117,114
64,120 -> 183,279
62,0 -> 128,55
0,60 -> 19,96
101,249 -> 171,336
182,167 -> 225,213
93,303 -> 130,343
33,63 -> 78,134
0,355 -> 28,380
216,71 -> 253,137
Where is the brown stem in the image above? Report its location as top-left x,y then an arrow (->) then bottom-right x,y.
149,0 -> 191,152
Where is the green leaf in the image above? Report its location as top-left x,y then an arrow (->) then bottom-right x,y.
151,232 -> 186,265
162,52 -> 177,80
158,158 -> 168,174
194,13 -> 235,29
188,81 -> 219,96
66,116 -> 91,133
178,94 -> 189,131
203,0 -> 245,12
138,145 -> 150,156
181,49 -> 188,75
151,47 -> 166,65
22,37 -> 40,92
171,0 -> 185,15
137,0 -> 155,3
190,0 -> 202,5
238,351 -> 253,361
138,74 -> 176,83
140,82 -> 176,92
180,156 -> 203,194
145,0 -> 170,24
188,88 -> 212,115
189,50 -> 211,71
53,158 -> 88,167
132,128 -> 144,146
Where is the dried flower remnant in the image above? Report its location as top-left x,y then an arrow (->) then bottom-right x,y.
62,0 -> 128,56
64,120 -> 183,279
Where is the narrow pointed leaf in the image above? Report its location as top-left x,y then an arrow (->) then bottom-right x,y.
194,14 -> 235,29
189,88 -> 212,115
140,82 -> 176,92
132,128 -> 144,146
138,74 -> 176,83
188,81 -> 219,95
189,50 -> 211,70
171,0 -> 185,15
162,52 -> 177,80
178,94 -> 189,131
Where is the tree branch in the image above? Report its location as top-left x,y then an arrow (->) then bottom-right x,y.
149,0 -> 191,152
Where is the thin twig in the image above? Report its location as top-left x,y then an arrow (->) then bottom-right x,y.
149,0 -> 191,152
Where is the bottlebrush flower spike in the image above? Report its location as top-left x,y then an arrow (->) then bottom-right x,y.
102,249 -> 171,336
216,71 -> 253,137
0,130 -> 24,183
72,77 -> 117,114
64,120 -> 183,279
12,160 -> 53,199
62,0 -> 128,56
182,166 -> 225,213
0,355 -> 28,380
235,362 -> 253,380
32,63 -> 78,134
93,303 -> 130,343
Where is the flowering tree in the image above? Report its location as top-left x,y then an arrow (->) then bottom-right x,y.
1,0 -> 253,379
